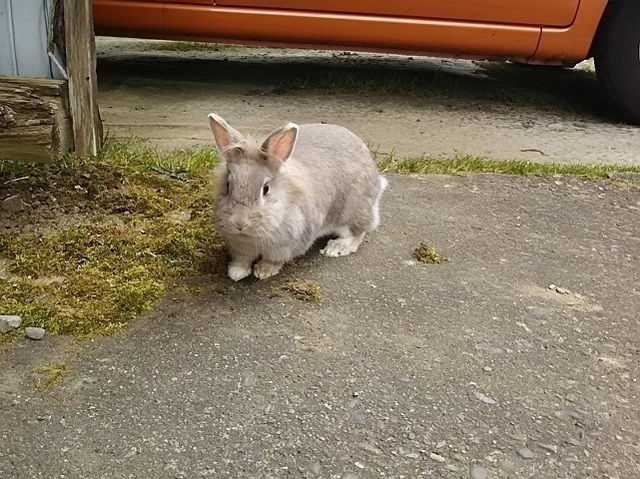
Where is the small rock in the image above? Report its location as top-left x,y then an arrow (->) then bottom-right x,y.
528,307 -> 551,318
548,123 -> 568,132
0,315 -> 22,333
352,413 -> 366,425
430,452 -> 446,462
445,464 -> 460,472
249,450 -> 264,462
565,393 -> 577,402
354,461 -> 365,469
499,460 -> 516,473
556,287 -> 570,295
474,391 -> 497,405
1,195 -> 26,213
548,284 -> 556,290
516,448 -> 535,459
506,432 -> 527,443
470,465 -> 489,479
538,443 -> 558,454
25,327 -> 45,340
483,366 -> 493,372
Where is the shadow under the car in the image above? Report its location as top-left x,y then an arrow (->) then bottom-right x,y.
96,44 -> 621,123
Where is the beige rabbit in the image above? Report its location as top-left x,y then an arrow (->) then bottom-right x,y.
208,113 -> 387,281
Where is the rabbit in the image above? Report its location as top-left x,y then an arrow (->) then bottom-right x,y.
208,113 -> 388,281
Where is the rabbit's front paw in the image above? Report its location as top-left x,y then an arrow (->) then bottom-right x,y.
228,262 -> 252,282
254,260 -> 282,280
321,236 -> 362,257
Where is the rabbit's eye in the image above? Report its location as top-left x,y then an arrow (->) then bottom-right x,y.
262,184 -> 270,196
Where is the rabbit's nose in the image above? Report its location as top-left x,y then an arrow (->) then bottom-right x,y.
231,219 -> 249,231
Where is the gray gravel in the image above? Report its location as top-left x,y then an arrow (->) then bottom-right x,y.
1,174 -> 639,478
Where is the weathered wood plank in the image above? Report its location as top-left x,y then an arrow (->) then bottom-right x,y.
64,0 -> 103,156
0,76 -> 72,162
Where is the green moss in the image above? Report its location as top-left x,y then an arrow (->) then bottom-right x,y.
413,242 -> 449,264
34,363 -> 69,391
271,278 -> 322,302
0,137 -> 224,342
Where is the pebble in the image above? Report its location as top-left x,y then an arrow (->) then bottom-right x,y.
0,315 -> 22,333
528,307 -> 551,318
249,450 -> 264,462
506,432 -> 527,443
548,123 -> 568,132
25,327 -> 45,340
1,195 -> 26,213
538,443 -> 558,454
445,464 -> 460,472
352,413 -> 366,425
474,391 -> 497,405
470,465 -> 489,479
516,448 -> 535,459
565,393 -> 577,402
354,461 -> 365,469
430,452 -> 446,462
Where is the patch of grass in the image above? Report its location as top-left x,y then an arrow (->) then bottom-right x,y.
34,363 -> 69,391
271,278 -> 322,302
377,153 -> 640,178
413,243 -> 449,264
0,137 -> 226,341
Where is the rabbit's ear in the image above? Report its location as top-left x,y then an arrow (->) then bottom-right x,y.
208,113 -> 244,155
261,123 -> 299,165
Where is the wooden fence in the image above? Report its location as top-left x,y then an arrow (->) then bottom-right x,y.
0,0 -> 102,162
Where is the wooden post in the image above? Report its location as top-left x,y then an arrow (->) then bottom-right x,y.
63,0 -> 103,156
0,76 -> 73,162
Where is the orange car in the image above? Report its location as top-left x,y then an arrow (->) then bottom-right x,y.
93,0 -> 640,123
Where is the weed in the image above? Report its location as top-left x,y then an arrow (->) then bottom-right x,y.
34,363 -> 69,391
271,278 -> 322,302
414,243 -> 449,264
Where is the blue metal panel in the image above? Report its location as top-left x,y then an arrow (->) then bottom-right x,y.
0,0 -> 63,78
0,0 -> 19,75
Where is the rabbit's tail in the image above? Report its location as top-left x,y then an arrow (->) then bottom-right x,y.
369,175 -> 388,231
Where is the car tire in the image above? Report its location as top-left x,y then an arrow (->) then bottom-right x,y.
594,0 -> 640,124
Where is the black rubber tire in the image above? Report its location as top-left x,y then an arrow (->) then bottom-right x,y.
594,0 -> 640,124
